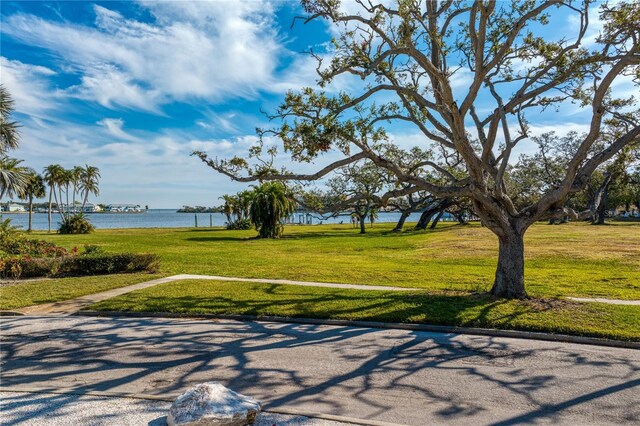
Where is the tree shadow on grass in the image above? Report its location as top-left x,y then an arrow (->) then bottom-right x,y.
184,227 -> 464,243
87,289 -> 625,341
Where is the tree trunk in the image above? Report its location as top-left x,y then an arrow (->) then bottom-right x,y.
415,209 -> 436,230
72,184 -> 77,213
57,187 -> 64,220
589,173 -> 612,224
65,185 -> 70,217
393,211 -> 410,232
28,195 -> 33,232
455,212 -> 466,224
359,215 -> 366,234
429,209 -> 444,229
490,231 -> 527,299
595,185 -> 609,225
81,190 -> 89,211
48,188 -> 53,233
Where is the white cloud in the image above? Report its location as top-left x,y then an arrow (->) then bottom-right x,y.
196,111 -> 242,134
1,2 -> 284,111
0,57 -> 58,118
97,118 -> 141,143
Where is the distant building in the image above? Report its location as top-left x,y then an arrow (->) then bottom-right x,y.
82,203 -> 102,213
6,203 -> 26,212
105,204 -> 143,212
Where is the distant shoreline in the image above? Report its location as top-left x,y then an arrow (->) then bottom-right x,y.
1,211 -> 146,215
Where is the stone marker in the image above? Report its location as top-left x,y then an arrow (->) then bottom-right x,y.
168,382 -> 261,426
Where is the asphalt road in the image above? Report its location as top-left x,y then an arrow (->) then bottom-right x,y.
1,316 -> 638,425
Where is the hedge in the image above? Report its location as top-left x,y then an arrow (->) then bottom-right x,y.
0,252 -> 160,280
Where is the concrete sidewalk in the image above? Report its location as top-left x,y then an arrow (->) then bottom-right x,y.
15,276 -> 180,315
11,273 -> 639,316
11,274 -> 422,316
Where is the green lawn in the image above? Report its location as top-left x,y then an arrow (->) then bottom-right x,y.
0,273 -> 161,310
5,222 -> 638,340
89,279 -> 640,341
33,221 -> 640,299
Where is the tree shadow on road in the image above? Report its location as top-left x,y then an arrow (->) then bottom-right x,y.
1,315 -> 638,425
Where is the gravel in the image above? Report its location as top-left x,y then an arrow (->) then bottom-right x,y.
0,392 -> 353,426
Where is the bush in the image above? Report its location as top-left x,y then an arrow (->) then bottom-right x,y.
0,219 -> 69,258
226,219 -> 252,230
59,213 -> 95,234
0,256 -> 62,279
0,252 -> 159,280
1,238 -> 69,257
61,253 -> 160,275
0,256 -> 23,280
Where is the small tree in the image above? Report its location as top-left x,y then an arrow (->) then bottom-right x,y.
21,172 -> 46,232
43,164 -> 64,232
0,156 -> 29,203
249,182 -> 295,238
79,165 -> 100,211
328,161 -> 387,234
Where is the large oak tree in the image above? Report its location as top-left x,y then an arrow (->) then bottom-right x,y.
196,0 -> 640,298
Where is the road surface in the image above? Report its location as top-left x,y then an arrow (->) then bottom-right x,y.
1,316 -> 638,425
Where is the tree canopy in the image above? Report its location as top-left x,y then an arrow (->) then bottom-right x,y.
195,1 -> 640,298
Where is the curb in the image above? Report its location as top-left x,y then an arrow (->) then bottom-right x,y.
0,386 -> 405,426
75,310 -> 640,350
0,311 -> 25,316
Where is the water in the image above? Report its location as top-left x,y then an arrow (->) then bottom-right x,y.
1,210 -> 439,231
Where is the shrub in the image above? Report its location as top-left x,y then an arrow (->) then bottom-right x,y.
226,219 -> 252,230
59,213 -> 95,234
249,182 -> 295,239
0,256 -> 23,280
0,256 -> 62,279
4,239 -> 69,257
61,253 -> 160,275
0,219 -> 69,258
0,252 -> 159,280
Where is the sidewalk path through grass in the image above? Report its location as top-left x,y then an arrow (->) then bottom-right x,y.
9,274 -> 640,316
13,276 -> 180,315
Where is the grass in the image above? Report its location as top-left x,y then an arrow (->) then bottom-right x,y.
5,221 -> 638,340
31,221 -> 640,299
0,273 -> 161,310
89,279 -> 640,341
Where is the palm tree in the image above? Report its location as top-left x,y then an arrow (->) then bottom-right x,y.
60,168 -> 72,219
79,165 -> 100,211
238,190 -> 254,221
70,166 -> 84,213
249,182 -> 295,239
368,207 -> 379,228
0,85 -> 20,154
0,156 -> 29,205
43,164 -> 65,231
0,86 -> 28,212
219,195 -> 235,224
21,171 -> 46,232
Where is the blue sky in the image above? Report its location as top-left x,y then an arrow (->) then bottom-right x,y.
1,1 -> 626,208
1,1 -> 336,208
